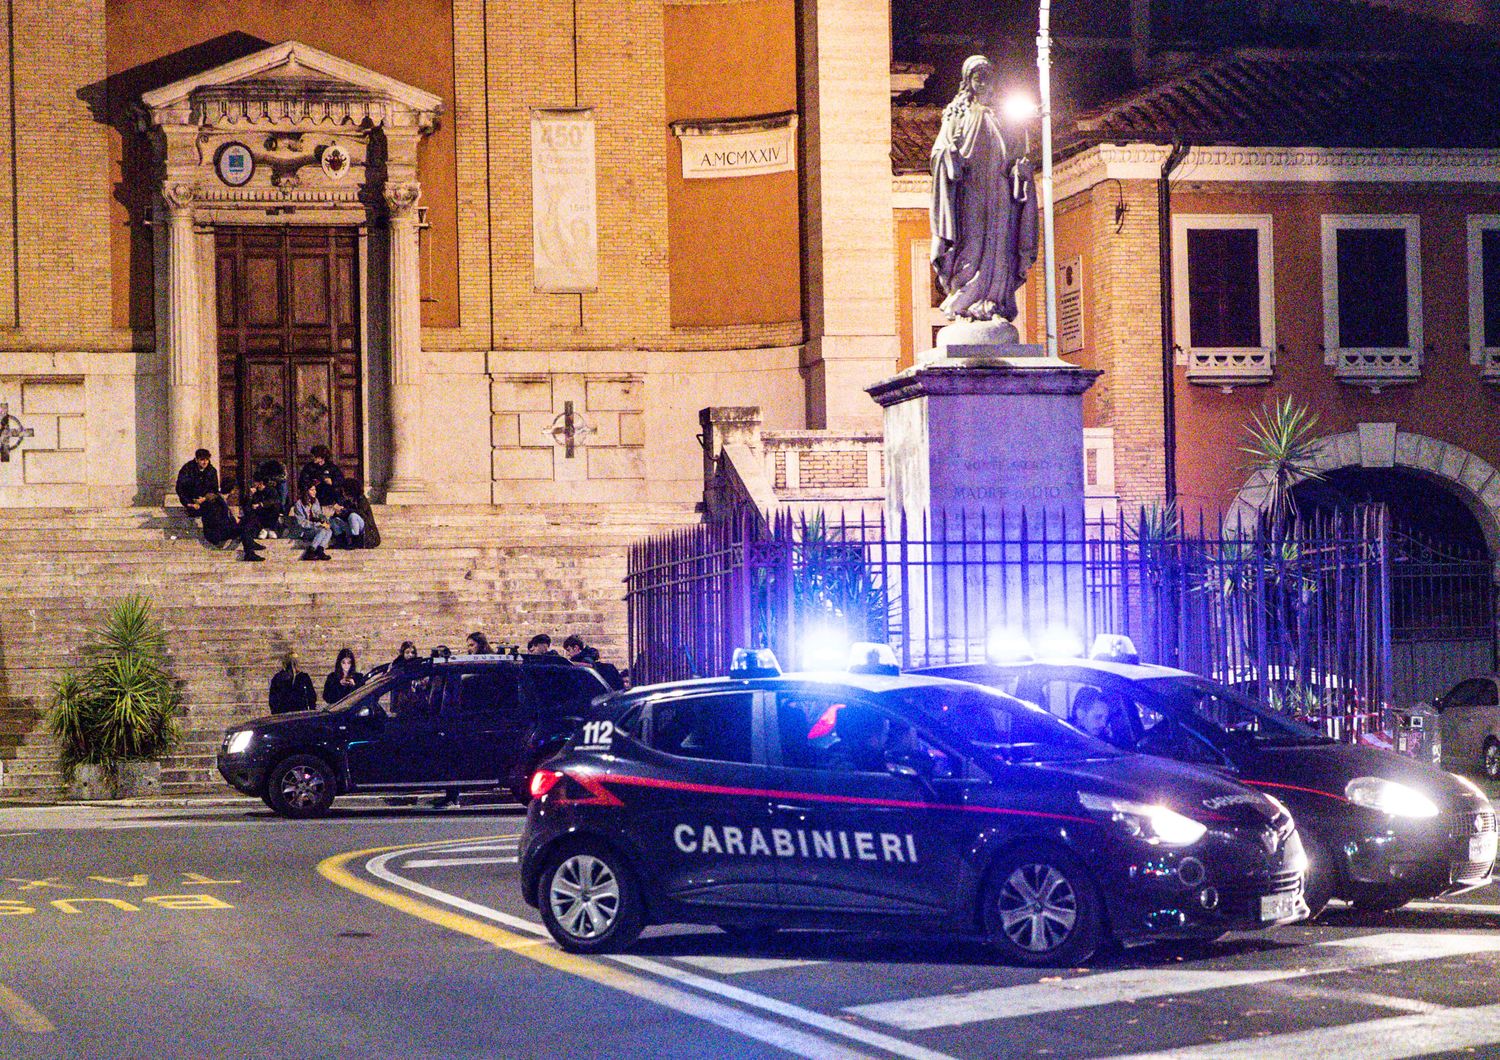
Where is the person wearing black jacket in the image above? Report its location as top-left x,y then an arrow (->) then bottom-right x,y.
298,444 -> 344,496
198,491 -> 265,562
269,651 -> 317,714
175,449 -> 219,517
323,648 -> 367,705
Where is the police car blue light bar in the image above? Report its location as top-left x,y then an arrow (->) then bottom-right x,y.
801,626 -> 851,671
730,647 -> 782,678
1035,626 -> 1085,659
847,641 -> 899,675
1089,633 -> 1141,665
986,628 -> 1034,664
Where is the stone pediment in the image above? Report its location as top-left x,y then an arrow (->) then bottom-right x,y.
141,40 -> 442,132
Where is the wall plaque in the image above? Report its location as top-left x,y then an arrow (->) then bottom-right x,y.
671,113 -> 798,180
531,109 -> 598,293
1059,256 -> 1084,355
215,142 -> 254,187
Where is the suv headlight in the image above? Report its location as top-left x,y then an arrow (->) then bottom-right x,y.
1344,776 -> 1439,818
1079,792 -> 1207,846
225,730 -> 253,756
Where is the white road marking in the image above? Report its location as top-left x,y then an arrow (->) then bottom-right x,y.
402,856 -> 518,868
0,832 -> 38,838
1409,900 -> 1500,914
847,932 -> 1500,1030
428,842 -> 519,854
1116,1001 -> 1500,1059
1258,982 -> 1442,1015
674,955 -> 822,975
367,840 -> 956,1060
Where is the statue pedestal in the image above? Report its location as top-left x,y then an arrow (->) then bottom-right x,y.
867,350 -> 1101,658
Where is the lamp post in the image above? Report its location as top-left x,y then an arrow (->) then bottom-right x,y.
1037,0 -> 1058,360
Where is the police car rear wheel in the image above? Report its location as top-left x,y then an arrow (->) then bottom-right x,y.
1484,740 -> 1500,780
540,843 -> 643,954
265,755 -> 335,819
982,847 -> 1104,967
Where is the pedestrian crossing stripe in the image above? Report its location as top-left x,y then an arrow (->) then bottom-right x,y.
846,931 -> 1500,1030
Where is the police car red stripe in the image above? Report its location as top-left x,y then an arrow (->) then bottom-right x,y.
554,771 -> 1096,823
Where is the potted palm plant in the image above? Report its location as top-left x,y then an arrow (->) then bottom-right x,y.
48,596 -> 182,799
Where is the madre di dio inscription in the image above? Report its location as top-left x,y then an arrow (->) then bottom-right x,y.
671,113 -> 798,179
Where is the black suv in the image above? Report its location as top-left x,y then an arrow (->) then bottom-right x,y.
519,659 -> 1307,966
218,653 -> 610,818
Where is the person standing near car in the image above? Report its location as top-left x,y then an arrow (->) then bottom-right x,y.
269,651 -> 316,714
323,648 -> 366,705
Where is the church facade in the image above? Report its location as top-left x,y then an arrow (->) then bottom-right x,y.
0,0 -> 897,509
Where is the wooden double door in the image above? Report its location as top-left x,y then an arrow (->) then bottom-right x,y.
216,226 -> 362,498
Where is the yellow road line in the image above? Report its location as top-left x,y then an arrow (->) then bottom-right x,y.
0,982 -> 55,1034
317,842 -> 873,1060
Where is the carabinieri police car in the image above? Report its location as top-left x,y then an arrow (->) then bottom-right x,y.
917,636 -> 1497,916
519,648 -> 1307,966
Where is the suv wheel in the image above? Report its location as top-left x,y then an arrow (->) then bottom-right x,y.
1484,740 -> 1500,780
982,845 -> 1104,967
265,755 -> 336,819
539,842 -> 643,954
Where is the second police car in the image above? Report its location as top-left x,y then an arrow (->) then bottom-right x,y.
519,648 -> 1308,966
918,636 -> 1498,915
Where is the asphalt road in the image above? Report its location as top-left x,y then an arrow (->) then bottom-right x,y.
2,797 -> 1500,1059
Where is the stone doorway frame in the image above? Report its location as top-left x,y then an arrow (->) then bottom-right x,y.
139,40 -> 441,503
1228,423 -> 1500,569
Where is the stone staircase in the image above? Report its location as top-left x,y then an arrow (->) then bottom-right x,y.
0,502 -> 698,799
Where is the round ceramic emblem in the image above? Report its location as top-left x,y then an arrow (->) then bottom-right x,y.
321,142 -> 351,182
215,142 -> 255,187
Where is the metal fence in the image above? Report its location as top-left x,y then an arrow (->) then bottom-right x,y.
626,505 -> 1406,734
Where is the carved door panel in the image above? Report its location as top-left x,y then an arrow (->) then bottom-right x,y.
217,227 -> 361,497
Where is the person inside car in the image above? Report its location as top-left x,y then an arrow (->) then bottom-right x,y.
826,706 -> 889,773
1071,687 -> 1115,742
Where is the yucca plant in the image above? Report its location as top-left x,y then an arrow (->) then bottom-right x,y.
1239,397 -> 1325,527
47,596 -> 181,774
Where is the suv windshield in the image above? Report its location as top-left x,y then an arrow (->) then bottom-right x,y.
893,685 -> 1118,763
1139,676 -> 1331,747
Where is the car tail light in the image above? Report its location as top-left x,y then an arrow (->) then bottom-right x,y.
530,768 -> 565,800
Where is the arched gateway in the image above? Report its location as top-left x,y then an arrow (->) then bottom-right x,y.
139,40 -> 441,501
1230,425 -> 1499,703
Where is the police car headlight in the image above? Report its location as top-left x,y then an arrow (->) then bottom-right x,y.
1344,776 -> 1439,818
1451,772 -> 1490,804
225,730 -> 253,756
1078,792 -> 1207,846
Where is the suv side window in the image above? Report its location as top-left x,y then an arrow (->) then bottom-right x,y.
448,669 -> 520,715
524,666 -> 607,717
649,693 -> 754,763
377,673 -> 439,718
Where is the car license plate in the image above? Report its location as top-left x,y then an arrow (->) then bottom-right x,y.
1471,831 -> 1497,865
1260,892 -> 1298,921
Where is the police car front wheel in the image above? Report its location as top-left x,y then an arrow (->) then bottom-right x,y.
265,754 -> 336,819
539,842 -> 644,954
982,846 -> 1105,967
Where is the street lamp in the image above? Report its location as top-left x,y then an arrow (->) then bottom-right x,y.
1001,9 -> 1057,359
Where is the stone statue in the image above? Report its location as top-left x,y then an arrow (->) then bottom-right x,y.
930,55 -> 1039,346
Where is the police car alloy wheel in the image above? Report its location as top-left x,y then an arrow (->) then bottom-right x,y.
982,846 -> 1104,967
1485,741 -> 1500,780
266,754 -> 335,819
540,843 -> 644,954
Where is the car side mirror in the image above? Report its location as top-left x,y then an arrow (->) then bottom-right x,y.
886,761 -> 938,799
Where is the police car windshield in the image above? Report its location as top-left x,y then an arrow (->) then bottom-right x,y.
893,685 -> 1118,763
1138,676 -> 1331,746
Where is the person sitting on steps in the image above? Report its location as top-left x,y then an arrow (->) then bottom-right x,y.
174,448 -> 218,520
297,444 -> 343,498
290,482 -> 333,561
197,489 -> 266,562
245,472 -> 284,540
